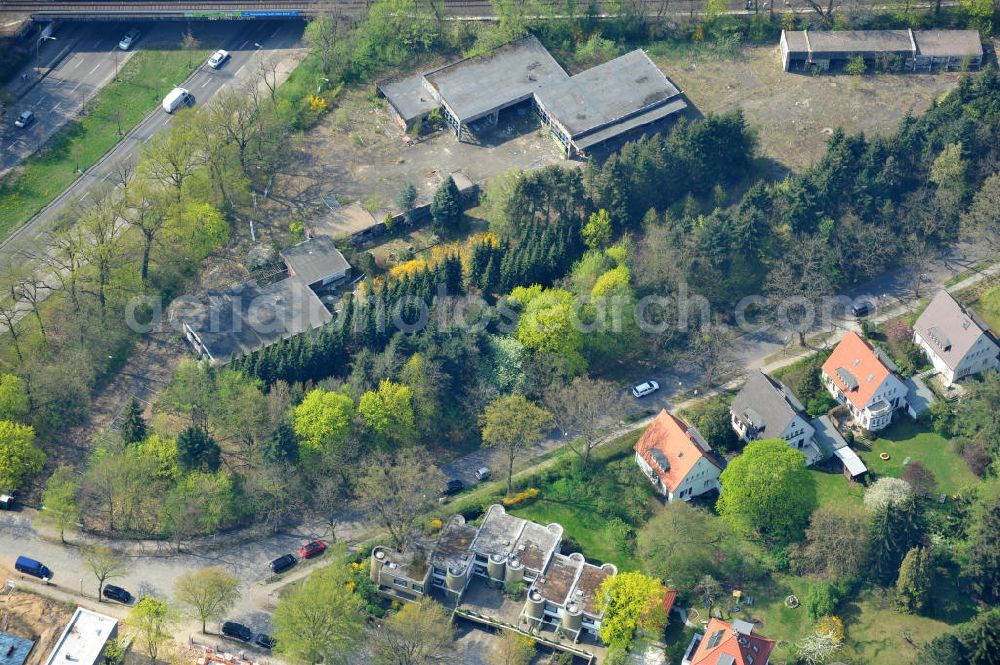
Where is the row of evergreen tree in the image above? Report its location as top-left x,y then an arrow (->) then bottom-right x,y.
466,218 -> 585,297
231,255 -> 465,384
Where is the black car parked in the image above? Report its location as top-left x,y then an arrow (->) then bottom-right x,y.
102,584 -> 133,604
441,479 -> 465,496
269,553 -> 297,574
222,621 -> 253,642
255,634 -> 276,650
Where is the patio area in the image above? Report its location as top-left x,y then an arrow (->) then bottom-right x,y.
455,577 -> 608,663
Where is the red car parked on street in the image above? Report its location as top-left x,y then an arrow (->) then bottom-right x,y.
299,540 -> 327,559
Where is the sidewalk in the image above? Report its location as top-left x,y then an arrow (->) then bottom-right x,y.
5,29 -> 79,101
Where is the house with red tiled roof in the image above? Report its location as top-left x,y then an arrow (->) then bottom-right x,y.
682,618 -> 776,665
821,331 -> 908,432
634,410 -> 724,502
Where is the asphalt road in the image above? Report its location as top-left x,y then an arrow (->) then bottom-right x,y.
0,248 -> 994,645
0,19 -> 305,265
0,22 -> 148,175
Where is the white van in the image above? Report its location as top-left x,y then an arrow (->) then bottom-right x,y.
162,87 -> 191,114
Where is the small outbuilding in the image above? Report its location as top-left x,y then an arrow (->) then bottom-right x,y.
813,415 -> 868,481
780,28 -> 982,72
0,632 -> 35,665
280,236 -> 351,289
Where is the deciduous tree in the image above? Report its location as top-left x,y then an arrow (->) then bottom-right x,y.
637,501 -> 726,591
273,564 -> 365,665
84,545 -> 128,602
595,571 -> 668,651
355,447 -> 445,551
174,567 -> 240,633
717,439 -> 815,543
488,630 -> 535,665
582,208 -> 612,250
369,599 -> 457,665
293,388 -> 355,454
480,394 -> 552,495
40,465 -> 80,543
542,376 -> 623,465
797,505 -> 870,580
358,379 -> 415,447
126,596 -> 174,663
0,420 -> 44,491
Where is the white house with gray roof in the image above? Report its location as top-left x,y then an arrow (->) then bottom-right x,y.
730,370 -> 822,465
913,290 -> 1000,385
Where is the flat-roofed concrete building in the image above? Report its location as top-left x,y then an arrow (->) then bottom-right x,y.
534,49 -> 687,157
423,34 -> 568,140
523,552 -> 617,641
377,71 -> 440,131
378,34 -> 687,156
280,236 -> 351,289
780,28 -> 982,72
177,238 -> 351,363
44,608 -> 118,665
369,505 -> 638,645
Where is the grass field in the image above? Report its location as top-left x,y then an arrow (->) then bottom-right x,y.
509,499 -> 642,571
969,284 -> 1000,335
0,47 -> 208,237
858,419 -> 977,494
742,575 -> 963,664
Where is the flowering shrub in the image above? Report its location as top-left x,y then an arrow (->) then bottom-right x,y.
502,488 -> 540,506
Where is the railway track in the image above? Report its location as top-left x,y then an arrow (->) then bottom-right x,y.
0,0 -> 514,18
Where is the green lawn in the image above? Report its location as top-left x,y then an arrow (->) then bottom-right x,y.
969,284 -> 1000,336
0,47 -> 208,237
809,467 -> 865,510
858,419 -> 977,495
510,499 -> 642,571
718,575 -> 965,665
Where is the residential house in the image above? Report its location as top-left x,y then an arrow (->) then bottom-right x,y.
913,290 -> 1000,385
371,505 -> 624,643
821,331 -> 909,432
523,552 -> 617,641
730,370 -> 822,465
682,618 -> 776,665
635,409 -> 724,502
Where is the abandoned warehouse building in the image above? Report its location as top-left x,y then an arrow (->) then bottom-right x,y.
377,34 -> 687,158
176,236 -> 350,364
780,28 -> 983,72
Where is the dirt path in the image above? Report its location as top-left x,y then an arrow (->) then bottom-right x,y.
22,323 -> 186,507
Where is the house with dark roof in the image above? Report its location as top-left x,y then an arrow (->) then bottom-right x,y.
913,290 -> 1000,385
682,618 -> 776,665
635,409 -> 724,502
821,331 -> 909,432
730,370 -> 821,465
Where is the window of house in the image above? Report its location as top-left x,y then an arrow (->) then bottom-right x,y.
393,578 -> 407,587
413,584 -> 424,593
